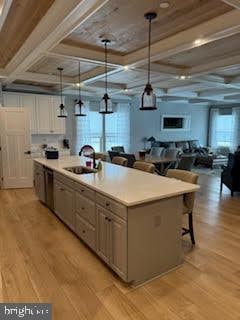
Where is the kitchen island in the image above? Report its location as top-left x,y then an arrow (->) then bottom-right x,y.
34,156 -> 199,285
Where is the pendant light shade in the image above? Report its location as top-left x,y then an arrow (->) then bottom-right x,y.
140,12 -> 157,111
57,67 -> 68,118
99,39 -> 113,114
75,61 -> 86,117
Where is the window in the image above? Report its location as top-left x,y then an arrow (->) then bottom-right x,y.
215,114 -> 235,147
209,108 -> 236,149
105,104 -> 130,151
76,102 -> 130,153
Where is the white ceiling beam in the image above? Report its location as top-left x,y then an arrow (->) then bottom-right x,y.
5,0 -> 110,78
0,0 -> 13,31
198,88 -> 240,97
125,10 -> 240,68
82,67 -> 124,84
221,0 -> 240,9
50,43 -> 124,67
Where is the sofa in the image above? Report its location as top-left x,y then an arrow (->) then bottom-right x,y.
221,151 -> 240,196
152,139 -> 201,153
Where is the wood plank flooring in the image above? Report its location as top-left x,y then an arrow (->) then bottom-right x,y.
0,174 -> 239,320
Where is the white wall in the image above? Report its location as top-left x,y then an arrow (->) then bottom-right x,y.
130,98 -> 209,152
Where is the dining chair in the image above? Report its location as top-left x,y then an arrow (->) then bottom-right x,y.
108,151 -> 120,161
150,147 -> 165,157
111,146 -> 125,153
112,156 -> 128,167
89,152 -> 107,161
133,161 -> 155,173
120,153 -> 136,168
177,154 -> 196,171
166,169 -> 199,245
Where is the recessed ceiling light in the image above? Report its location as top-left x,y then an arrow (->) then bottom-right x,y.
194,38 -> 205,46
124,65 -> 129,70
176,75 -> 191,80
159,1 -> 170,9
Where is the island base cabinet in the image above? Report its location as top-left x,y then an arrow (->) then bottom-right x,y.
96,205 -> 127,281
54,179 -> 75,231
34,164 -> 45,203
127,196 -> 183,285
76,214 -> 96,250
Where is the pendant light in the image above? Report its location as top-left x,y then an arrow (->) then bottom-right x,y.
75,61 -> 86,117
140,12 -> 157,111
99,39 -> 113,114
57,67 -> 68,118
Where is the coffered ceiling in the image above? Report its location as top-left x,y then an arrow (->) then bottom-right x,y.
63,0 -> 232,54
1,0 -> 240,104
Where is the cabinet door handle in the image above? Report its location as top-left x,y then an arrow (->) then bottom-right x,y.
108,218 -> 112,222
81,207 -> 85,210
106,202 -> 110,207
60,187 -> 65,191
82,230 -> 86,234
81,189 -> 85,193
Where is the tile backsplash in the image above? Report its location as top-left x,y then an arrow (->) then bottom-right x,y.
31,134 -> 65,152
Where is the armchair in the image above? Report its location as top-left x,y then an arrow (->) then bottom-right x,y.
220,152 -> 240,196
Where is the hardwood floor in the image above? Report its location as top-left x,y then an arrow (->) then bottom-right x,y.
0,174 -> 239,320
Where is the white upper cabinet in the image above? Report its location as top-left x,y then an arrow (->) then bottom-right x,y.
51,96 -> 65,134
3,93 -> 21,107
2,92 -> 66,135
21,94 -> 38,134
36,95 -> 53,134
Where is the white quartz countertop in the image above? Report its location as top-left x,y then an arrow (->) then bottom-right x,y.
34,156 -> 199,207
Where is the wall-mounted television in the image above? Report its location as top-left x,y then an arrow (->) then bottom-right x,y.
161,115 -> 191,131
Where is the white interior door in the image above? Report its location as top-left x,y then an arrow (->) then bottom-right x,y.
0,107 -> 33,188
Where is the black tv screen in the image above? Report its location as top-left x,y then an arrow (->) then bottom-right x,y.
163,117 -> 183,129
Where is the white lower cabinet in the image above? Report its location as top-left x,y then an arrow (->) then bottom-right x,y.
96,205 -> 127,279
54,178 -> 75,231
52,171 -> 127,281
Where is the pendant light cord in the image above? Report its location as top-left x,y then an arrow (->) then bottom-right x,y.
78,61 -> 81,101
148,17 -> 152,85
59,69 -> 63,105
105,41 -> 108,93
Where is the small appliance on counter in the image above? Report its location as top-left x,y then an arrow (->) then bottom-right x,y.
63,139 -> 70,149
45,148 -> 59,159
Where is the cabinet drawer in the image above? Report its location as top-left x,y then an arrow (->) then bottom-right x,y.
76,215 -> 96,250
54,171 -> 74,189
74,182 -> 95,201
96,193 -> 127,220
76,192 -> 95,226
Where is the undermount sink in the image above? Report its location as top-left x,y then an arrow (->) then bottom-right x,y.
64,166 -> 97,175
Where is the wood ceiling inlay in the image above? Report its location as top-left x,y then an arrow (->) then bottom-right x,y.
63,0 -> 232,54
28,56 -> 97,77
0,0 -> 55,68
158,33 -> 240,68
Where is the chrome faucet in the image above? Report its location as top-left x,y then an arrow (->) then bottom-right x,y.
79,145 -> 96,169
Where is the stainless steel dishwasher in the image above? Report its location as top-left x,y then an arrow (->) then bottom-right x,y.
44,166 -> 54,211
